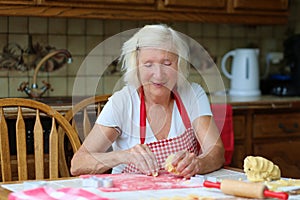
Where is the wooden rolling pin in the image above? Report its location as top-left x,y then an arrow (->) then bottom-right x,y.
203,179 -> 288,199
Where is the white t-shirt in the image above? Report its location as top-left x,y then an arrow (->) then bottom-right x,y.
96,82 -> 212,173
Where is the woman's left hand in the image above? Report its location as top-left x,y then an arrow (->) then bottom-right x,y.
171,151 -> 200,178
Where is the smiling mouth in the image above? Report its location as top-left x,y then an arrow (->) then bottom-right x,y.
153,82 -> 165,87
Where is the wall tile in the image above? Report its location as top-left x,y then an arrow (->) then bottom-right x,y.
29,17 -> 48,34
201,38 -> 217,57
0,33 -> 7,48
217,24 -> 231,38
9,76 -> 29,97
102,35 -> 122,56
8,34 -> 28,49
121,21 -> 139,32
87,19 -> 104,35
67,76 -> 86,96
231,25 -> 246,38
187,22 -> 202,37
295,23 -> 300,34
49,18 -> 67,34
103,75 -> 122,94
48,35 -> 67,49
245,26 -> 259,38
68,18 -> 85,35
85,76 -> 102,96
273,24 -> 289,38
216,38 -> 232,58
0,77 -> 8,97
68,35 -> 86,55
202,23 -> 218,37
259,26 -> 274,38
104,20 -> 121,36
0,17 -> 8,33
96,76 -> 105,95
0,68 -> 8,77
67,56 -> 85,76
86,35 -> 104,54
171,22 -> 188,34
85,55 -> 107,76
67,77 -> 75,96
9,17 -> 28,33
232,38 -> 250,48
50,64 -> 68,77
33,34 -> 48,47
49,76 -> 67,96
8,69 -> 28,77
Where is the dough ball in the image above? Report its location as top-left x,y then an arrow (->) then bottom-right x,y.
243,156 -> 281,182
165,154 -> 180,175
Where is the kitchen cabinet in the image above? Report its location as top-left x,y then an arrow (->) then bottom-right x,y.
157,0 -> 289,24
0,0 -> 35,5
0,0 -> 289,25
161,0 -> 226,9
39,0 -> 155,11
231,0 -> 288,11
230,100 -> 300,179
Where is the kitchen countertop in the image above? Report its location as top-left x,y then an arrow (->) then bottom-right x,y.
3,95 -> 300,114
209,94 -> 300,109
33,94 -> 300,104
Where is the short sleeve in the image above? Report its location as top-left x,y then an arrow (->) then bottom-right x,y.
96,96 -> 119,127
179,82 -> 212,123
95,86 -> 140,138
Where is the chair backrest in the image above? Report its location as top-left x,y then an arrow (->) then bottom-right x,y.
58,94 -> 111,177
0,98 -> 81,182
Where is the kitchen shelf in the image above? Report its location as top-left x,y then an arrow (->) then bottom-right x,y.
0,0 -> 289,25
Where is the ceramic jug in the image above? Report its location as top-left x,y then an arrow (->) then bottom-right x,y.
221,48 -> 261,96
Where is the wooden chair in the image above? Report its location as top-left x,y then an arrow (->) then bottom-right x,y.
0,98 -> 81,182
58,94 -> 111,177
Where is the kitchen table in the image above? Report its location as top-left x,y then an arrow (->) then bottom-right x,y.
0,168 -> 244,200
1,168 -> 299,200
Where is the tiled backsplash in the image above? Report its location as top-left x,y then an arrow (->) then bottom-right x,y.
0,1 -> 300,98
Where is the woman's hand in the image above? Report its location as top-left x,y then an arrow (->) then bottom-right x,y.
125,144 -> 159,176
170,151 -> 201,178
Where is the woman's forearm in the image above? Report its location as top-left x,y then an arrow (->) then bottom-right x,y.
70,149 -> 127,176
196,144 -> 225,174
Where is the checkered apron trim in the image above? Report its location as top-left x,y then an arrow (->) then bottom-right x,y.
122,127 -> 199,173
122,87 -> 200,174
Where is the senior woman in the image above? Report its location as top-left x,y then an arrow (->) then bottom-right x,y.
71,24 -> 225,178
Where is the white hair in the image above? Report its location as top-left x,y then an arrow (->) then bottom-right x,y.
120,24 -> 190,89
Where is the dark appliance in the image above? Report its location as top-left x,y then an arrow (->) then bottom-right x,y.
271,34 -> 300,96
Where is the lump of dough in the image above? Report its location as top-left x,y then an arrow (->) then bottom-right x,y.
165,154 -> 180,175
152,171 -> 158,177
243,156 -> 281,182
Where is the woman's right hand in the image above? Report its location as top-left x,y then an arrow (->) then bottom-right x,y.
124,144 -> 159,175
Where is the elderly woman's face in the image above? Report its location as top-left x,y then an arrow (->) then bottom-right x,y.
137,48 -> 178,94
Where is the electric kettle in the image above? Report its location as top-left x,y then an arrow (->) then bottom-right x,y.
221,48 -> 261,96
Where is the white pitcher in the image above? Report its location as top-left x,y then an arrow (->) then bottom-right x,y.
221,48 -> 261,96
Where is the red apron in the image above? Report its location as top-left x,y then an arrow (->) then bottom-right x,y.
122,87 -> 200,173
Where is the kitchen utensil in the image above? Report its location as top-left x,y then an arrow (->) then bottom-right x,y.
203,179 -> 288,199
271,34 -> 300,96
221,48 -> 261,96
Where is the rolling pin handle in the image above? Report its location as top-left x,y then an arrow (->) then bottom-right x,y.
203,181 -> 221,189
264,190 -> 289,200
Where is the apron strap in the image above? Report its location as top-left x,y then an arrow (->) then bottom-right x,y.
139,87 -> 192,144
139,87 -> 146,144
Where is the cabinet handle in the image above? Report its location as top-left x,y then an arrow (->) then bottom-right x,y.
278,123 -> 299,133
